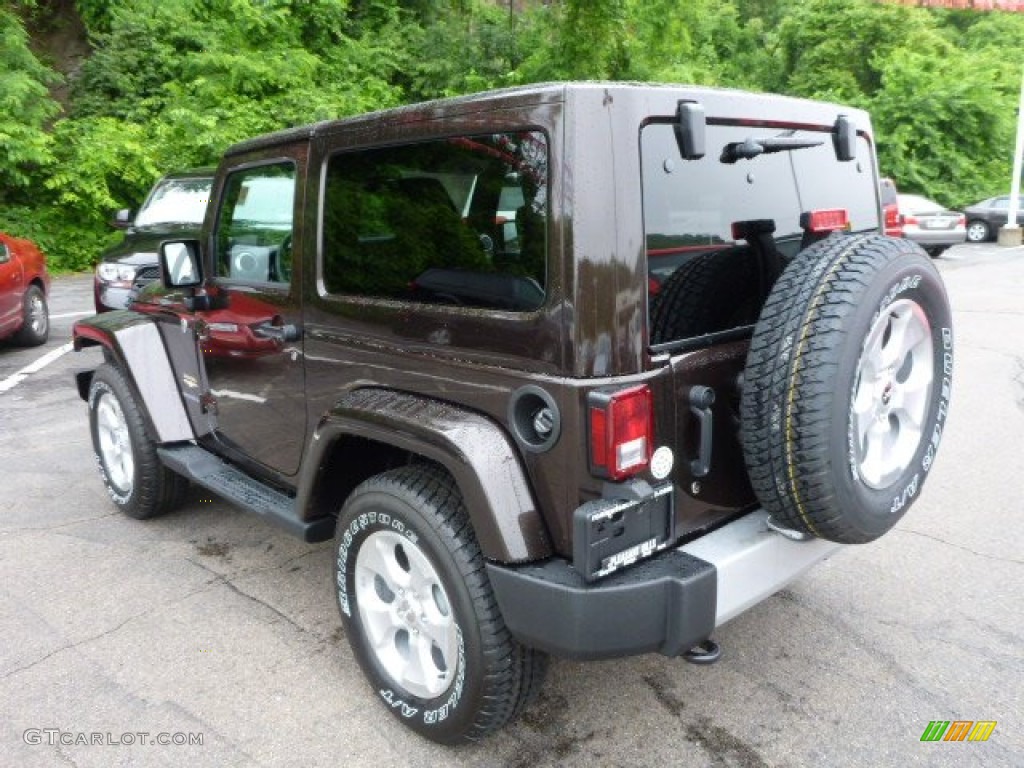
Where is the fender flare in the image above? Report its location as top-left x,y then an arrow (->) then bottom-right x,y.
73,310 -> 196,443
300,388 -> 553,564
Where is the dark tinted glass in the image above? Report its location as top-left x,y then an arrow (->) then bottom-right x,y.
321,132 -> 547,312
642,122 -> 878,344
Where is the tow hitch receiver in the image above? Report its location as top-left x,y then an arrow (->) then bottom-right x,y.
682,639 -> 721,665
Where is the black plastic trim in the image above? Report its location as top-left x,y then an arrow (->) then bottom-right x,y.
158,443 -> 334,543
486,548 -> 716,660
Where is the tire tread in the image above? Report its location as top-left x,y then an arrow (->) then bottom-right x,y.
341,464 -> 547,742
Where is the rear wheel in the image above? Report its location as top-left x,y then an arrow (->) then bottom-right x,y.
334,465 -> 547,743
741,234 -> 953,543
965,219 -> 989,243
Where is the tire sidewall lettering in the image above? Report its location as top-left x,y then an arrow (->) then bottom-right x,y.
837,258 -> 952,525
335,500 -> 469,731
88,380 -> 133,506
922,327 -> 954,474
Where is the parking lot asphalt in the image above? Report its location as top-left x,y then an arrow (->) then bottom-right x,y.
0,244 -> 1021,767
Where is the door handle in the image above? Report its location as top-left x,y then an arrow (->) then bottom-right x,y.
254,322 -> 301,343
688,386 -> 715,478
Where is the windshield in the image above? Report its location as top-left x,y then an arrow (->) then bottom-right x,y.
134,177 -> 212,227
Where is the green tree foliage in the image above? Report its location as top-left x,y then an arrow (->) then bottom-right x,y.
774,0 -> 1018,206
3,0 -> 1022,271
872,43 -> 1015,207
0,6 -> 59,191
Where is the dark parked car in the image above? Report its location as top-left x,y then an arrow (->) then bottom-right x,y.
964,194 -> 1024,243
94,168 -> 213,311
897,193 -> 966,257
73,83 -> 953,743
0,232 -> 50,346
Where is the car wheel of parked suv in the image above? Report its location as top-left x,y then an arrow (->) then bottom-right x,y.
741,234 -> 952,543
334,465 -> 547,744
13,285 -> 49,346
965,219 -> 990,243
88,364 -> 189,519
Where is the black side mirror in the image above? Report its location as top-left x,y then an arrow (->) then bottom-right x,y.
674,101 -> 706,160
834,115 -> 857,162
112,209 -> 133,229
160,240 -> 203,289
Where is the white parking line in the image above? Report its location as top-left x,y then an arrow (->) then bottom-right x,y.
0,343 -> 74,395
49,311 -> 94,320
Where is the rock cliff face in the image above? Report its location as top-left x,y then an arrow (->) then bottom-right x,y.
22,0 -> 90,115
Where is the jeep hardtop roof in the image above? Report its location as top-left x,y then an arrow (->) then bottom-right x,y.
225,82 -> 873,157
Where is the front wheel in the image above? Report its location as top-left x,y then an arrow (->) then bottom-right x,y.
88,363 -> 188,519
13,285 -> 48,346
334,466 -> 547,743
965,219 -> 990,243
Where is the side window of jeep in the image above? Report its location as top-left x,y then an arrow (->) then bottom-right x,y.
320,131 -> 548,312
215,162 -> 296,284
643,123 -> 878,346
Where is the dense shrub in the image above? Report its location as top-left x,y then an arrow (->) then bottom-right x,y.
2,0 -> 1021,271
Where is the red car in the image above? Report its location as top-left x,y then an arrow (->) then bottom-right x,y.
0,232 -> 50,346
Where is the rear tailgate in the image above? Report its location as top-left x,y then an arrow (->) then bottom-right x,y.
665,341 -> 756,538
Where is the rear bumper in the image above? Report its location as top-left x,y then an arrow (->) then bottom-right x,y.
487,509 -> 841,660
903,228 -> 966,248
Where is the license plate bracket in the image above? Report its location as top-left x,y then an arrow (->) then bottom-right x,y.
573,484 -> 674,581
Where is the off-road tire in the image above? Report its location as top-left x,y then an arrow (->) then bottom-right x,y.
334,465 -> 547,744
650,248 -> 762,345
13,285 -> 48,346
88,363 -> 189,519
741,233 -> 953,543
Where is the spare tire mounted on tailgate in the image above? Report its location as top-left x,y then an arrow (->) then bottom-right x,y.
741,233 -> 953,543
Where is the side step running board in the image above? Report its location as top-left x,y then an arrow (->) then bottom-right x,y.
158,443 -> 335,543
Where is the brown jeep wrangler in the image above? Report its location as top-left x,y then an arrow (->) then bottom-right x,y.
73,83 -> 953,744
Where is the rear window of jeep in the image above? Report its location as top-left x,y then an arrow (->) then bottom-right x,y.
642,122 -> 878,345
320,131 -> 548,312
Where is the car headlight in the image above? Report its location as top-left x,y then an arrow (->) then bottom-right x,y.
97,263 -> 138,282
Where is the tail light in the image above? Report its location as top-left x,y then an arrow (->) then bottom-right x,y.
800,208 -> 850,233
903,214 -> 918,226
589,385 -> 654,481
957,214 -> 966,227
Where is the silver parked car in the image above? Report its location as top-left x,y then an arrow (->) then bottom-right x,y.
897,193 -> 966,257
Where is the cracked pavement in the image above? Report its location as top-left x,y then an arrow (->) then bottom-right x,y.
0,252 -> 1021,767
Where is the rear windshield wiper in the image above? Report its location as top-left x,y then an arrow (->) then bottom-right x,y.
720,136 -> 824,164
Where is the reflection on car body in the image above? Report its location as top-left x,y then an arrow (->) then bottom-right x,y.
94,169 -> 214,312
